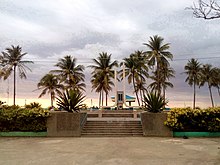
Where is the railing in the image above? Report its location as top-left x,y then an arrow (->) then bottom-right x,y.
80,113 -> 87,129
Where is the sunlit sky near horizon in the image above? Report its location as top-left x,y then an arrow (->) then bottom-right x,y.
1,0 -> 220,108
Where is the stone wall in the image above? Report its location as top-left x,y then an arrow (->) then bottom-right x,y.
47,112 -> 87,137
141,112 -> 173,137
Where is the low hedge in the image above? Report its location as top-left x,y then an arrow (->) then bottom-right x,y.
165,107 -> 220,132
0,107 -> 50,132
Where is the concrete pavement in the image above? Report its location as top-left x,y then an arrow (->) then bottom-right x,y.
0,137 -> 219,165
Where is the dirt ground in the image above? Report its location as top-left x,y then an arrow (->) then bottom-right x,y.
0,137 -> 219,165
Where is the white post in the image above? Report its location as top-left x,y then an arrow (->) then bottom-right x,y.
114,69 -> 117,108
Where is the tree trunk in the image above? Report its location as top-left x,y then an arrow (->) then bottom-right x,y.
193,82 -> 196,109
133,74 -> 140,106
13,66 -> 16,106
163,85 -> 166,109
218,87 -> 220,97
51,93 -> 53,107
102,90 -> 104,106
208,85 -> 214,107
156,62 -> 161,95
99,92 -> 101,108
106,92 -> 108,106
140,90 -> 143,106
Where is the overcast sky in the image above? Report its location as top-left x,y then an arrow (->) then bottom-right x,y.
1,0 -> 220,108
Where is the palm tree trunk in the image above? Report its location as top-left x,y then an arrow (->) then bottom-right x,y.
133,75 -> 140,106
163,85 -> 166,109
208,85 -> 214,107
99,92 -> 101,108
102,90 -> 104,106
193,82 -> 196,109
106,92 -> 108,106
218,87 -> 220,97
156,62 -> 161,95
140,90 -> 143,106
13,66 -> 16,106
51,93 -> 53,107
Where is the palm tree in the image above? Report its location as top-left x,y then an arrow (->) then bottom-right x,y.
136,78 -> 148,106
212,67 -> 220,99
161,64 -> 175,101
89,52 -> 118,107
144,35 -> 173,95
1,45 -> 33,105
199,64 -> 216,107
120,52 -> 148,106
51,55 -> 85,91
37,73 -> 64,107
91,72 -> 104,107
149,65 -> 174,102
184,58 -> 201,109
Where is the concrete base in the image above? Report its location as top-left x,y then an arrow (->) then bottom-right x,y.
141,112 -> 172,137
47,112 -> 87,137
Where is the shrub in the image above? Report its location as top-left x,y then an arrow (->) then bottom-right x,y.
143,92 -> 167,113
0,107 -> 50,132
165,107 -> 220,131
56,89 -> 85,112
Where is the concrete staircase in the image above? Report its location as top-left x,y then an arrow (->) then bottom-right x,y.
82,120 -> 143,137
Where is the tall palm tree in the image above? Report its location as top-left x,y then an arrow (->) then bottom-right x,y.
144,35 -> 173,95
199,64 -> 216,107
89,52 -> 118,107
184,58 -> 201,109
37,73 -> 63,107
212,67 -> 220,99
91,71 -> 110,107
51,55 -> 85,91
1,45 -> 33,105
91,72 -> 104,107
149,65 -> 175,101
161,64 -> 175,101
120,52 -> 148,106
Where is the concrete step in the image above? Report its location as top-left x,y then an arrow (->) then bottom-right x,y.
102,114 -> 133,118
85,121 -> 141,123
82,130 -> 143,133
81,132 -> 143,137
82,120 -> 143,137
83,126 -> 142,129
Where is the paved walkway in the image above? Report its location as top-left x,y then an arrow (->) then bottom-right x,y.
0,137 -> 219,165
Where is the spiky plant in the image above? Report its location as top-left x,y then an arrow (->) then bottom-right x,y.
143,92 -> 167,113
56,89 -> 85,112
25,102 -> 42,109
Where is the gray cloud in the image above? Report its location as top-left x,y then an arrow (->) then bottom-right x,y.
1,0 -> 220,107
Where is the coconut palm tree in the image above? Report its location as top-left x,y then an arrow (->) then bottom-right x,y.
1,45 -> 33,105
144,35 -> 173,95
91,72 -> 104,107
89,52 -> 118,107
51,55 -> 85,91
120,52 -> 148,106
212,67 -> 220,100
161,64 -> 175,101
184,58 -> 201,109
199,64 -> 216,107
37,73 -> 64,107
149,65 -> 174,102
132,50 -> 149,103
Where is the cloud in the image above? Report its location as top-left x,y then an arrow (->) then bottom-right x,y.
1,0 -> 220,107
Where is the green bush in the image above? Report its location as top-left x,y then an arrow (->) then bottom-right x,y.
165,107 -> 220,131
0,107 -> 50,132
